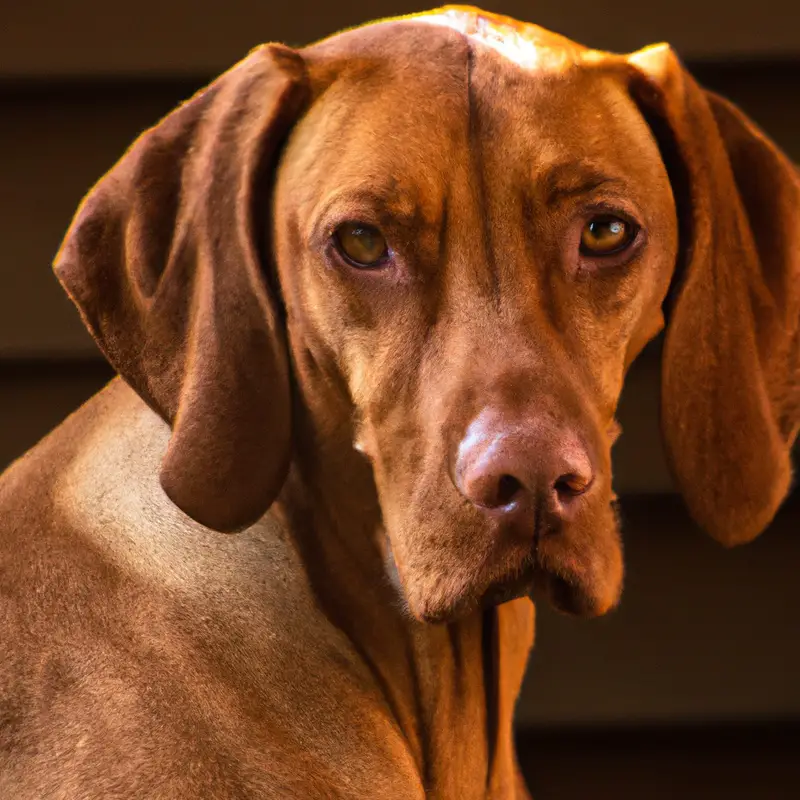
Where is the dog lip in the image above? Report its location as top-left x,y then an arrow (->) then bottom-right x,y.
383,510 -> 608,622
480,574 -> 535,610
530,563 -> 616,618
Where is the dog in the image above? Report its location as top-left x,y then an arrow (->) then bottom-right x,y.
1,5 -> 797,798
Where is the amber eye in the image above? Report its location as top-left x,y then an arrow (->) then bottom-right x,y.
580,216 -> 637,256
333,222 -> 389,268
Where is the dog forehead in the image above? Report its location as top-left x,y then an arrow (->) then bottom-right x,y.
289,7 -> 662,215
303,5 -> 608,84
303,5 -> 600,77
298,6 -> 621,151
412,4 -> 593,71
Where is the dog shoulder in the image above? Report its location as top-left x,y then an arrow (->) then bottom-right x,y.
0,381 -> 421,798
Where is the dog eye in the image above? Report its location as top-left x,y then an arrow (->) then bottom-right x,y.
333,222 -> 390,268
579,216 -> 637,256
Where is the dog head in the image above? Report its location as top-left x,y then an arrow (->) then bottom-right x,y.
54,6 -> 799,622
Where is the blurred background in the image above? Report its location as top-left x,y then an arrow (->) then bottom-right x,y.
2,1 -> 798,796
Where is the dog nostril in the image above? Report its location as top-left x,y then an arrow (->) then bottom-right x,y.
495,474 -> 524,506
554,472 -> 592,499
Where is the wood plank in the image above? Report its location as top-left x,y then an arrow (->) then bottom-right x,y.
2,1 -> 800,78
516,724 -> 799,799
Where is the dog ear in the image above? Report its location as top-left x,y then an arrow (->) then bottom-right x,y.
627,45 -> 800,546
54,45 -> 309,533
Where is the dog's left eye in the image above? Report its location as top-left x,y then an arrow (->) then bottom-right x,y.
580,216 -> 637,256
333,222 -> 390,268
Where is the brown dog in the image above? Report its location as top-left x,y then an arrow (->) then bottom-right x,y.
1,5 -> 798,798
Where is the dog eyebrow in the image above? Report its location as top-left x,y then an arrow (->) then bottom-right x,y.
308,186 -> 432,245
542,163 -> 626,204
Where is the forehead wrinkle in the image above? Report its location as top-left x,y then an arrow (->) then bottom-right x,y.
444,40 -> 502,311
541,162 -> 630,205
471,75 -> 667,214
285,86 -> 467,255
308,185 -> 423,235
287,77 -> 460,190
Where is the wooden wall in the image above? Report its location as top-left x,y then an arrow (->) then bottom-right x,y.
2,1 -> 798,728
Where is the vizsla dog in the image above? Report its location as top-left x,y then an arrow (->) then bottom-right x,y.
1,5 -> 798,798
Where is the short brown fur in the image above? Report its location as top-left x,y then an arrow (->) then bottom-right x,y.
1,6 -> 797,798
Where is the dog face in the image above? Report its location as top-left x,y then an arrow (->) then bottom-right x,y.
272,19 -> 677,620
54,7 -> 799,623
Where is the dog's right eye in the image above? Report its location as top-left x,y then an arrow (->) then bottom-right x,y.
333,222 -> 390,268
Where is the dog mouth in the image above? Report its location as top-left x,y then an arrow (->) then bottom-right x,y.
476,522 -> 543,610
482,495 -> 623,618
382,497 -> 622,623
384,529 -> 600,622
477,528 -> 586,617
478,561 -> 607,618
479,567 -> 536,609
456,560 -> 598,620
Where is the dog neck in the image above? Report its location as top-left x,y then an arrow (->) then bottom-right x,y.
271,386 -> 536,794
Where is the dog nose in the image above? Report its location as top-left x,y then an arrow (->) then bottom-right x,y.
454,415 -> 594,519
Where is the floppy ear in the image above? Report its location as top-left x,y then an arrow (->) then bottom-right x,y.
54,45 -> 309,533
627,45 -> 800,546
